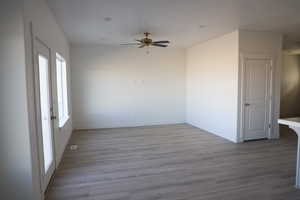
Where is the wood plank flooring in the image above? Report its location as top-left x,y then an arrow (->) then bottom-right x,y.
46,124 -> 300,200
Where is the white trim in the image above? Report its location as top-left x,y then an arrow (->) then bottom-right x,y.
238,53 -> 275,142
27,21 -> 44,200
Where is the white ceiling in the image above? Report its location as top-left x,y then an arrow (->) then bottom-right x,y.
47,0 -> 300,47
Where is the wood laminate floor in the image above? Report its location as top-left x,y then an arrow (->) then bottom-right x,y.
46,124 -> 300,200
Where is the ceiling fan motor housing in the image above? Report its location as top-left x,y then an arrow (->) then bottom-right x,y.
142,38 -> 153,46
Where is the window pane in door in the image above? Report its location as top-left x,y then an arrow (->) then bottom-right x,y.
56,58 -> 63,124
56,53 -> 69,127
38,55 -> 54,173
62,60 -> 69,118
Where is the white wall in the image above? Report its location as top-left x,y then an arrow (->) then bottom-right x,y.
186,31 -> 239,142
24,0 -> 72,167
0,1 -> 37,199
239,30 -> 282,139
71,45 -> 186,129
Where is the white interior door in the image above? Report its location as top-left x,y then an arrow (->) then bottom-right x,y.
243,56 -> 272,140
34,39 -> 56,191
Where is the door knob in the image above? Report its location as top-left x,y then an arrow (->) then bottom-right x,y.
244,103 -> 250,106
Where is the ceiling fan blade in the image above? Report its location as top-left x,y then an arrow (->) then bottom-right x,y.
139,44 -> 146,48
151,43 -> 168,47
152,40 -> 170,44
120,43 -> 140,45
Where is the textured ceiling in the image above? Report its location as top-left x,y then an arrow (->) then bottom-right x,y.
47,0 -> 300,47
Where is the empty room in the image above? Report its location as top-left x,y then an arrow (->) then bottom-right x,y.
2,0 -> 300,199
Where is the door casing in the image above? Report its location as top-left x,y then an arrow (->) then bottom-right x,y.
238,53 -> 274,142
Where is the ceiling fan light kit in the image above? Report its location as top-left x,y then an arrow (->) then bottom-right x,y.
121,32 -> 170,49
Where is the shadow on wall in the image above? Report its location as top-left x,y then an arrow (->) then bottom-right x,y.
280,53 -> 300,118
280,52 -> 300,135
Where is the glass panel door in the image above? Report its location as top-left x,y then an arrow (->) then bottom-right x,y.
34,39 -> 56,192
38,55 -> 54,173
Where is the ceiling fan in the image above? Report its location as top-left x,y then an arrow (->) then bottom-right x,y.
121,32 -> 170,48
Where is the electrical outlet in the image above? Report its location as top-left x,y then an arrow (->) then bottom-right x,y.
70,144 -> 78,151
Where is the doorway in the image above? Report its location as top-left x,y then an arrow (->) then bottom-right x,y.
33,38 -> 56,192
280,50 -> 300,135
240,54 -> 273,141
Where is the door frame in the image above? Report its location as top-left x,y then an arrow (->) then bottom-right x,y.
31,31 -> 57,191
238,53 -> 275,142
